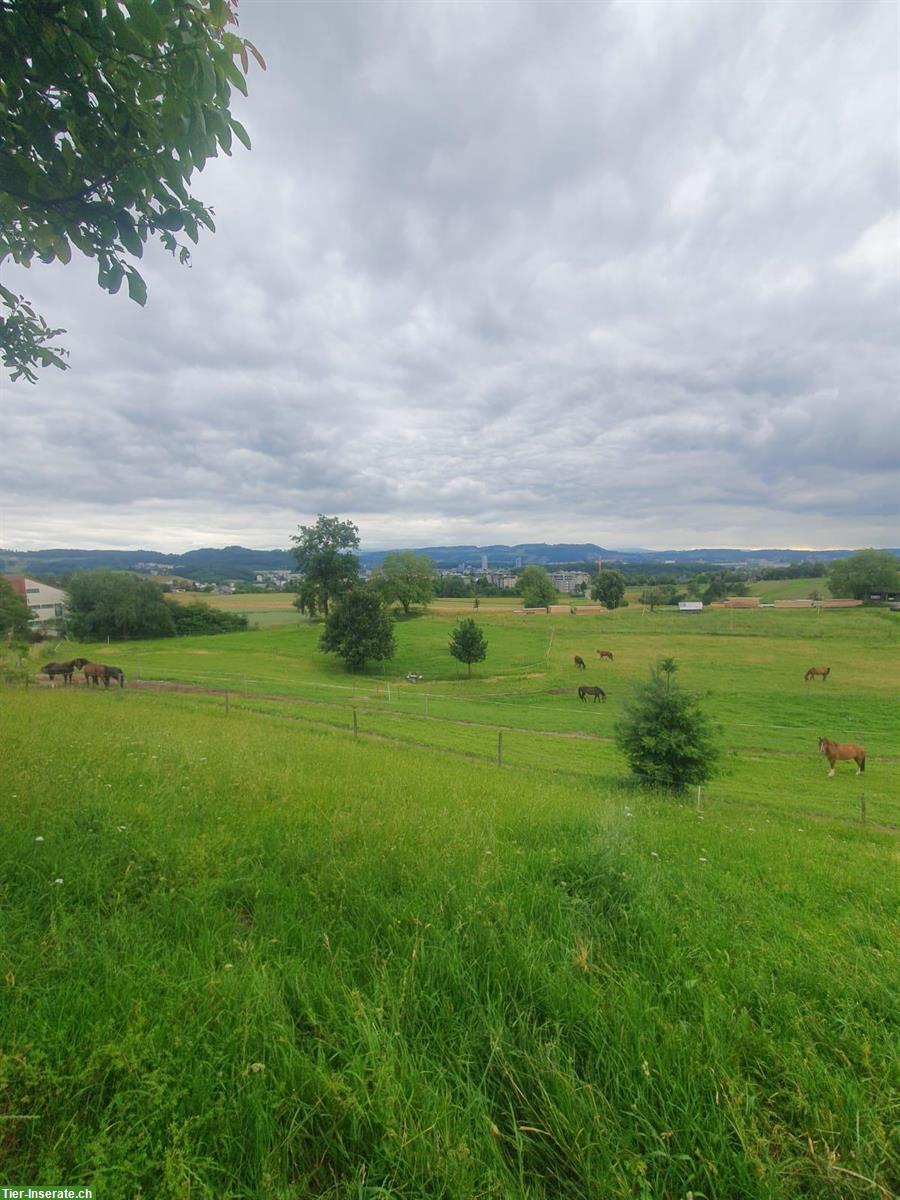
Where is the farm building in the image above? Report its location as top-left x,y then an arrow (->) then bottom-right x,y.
4,575 -> 67,634
678,601 -> 703,612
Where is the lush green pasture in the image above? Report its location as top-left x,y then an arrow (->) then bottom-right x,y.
747,577 -> 832,601
1,687 -> 897,1199
48,603 -> 898,758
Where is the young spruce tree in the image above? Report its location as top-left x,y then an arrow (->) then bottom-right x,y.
615,658 -> 720,791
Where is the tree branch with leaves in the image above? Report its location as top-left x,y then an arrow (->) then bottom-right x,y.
0,0 -> 264,382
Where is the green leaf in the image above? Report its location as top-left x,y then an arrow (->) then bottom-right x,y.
102,265 -> 125,295
126,269 -> 147,306
156,208 -> 184,231
229,117 -> 251,151
126,0 -> 166,44
114,211 -> 144,258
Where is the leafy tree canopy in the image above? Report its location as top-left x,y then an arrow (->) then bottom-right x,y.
827,550 -> 899,600
67,569 -> 175,640
448,617 -> 488,677
615,657 -> 720,791
518,565 -> 557,609
591,569 -> 626,609
0,0 -> 264,382
0,577 -> 32,639
319,587 -> 395,672
290,516 -> 360,617
372,551 -> 436,615
435,574 -> 473,598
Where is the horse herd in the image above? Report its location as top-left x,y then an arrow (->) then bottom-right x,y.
41,657 -> 125,688
572,653 -> 864,776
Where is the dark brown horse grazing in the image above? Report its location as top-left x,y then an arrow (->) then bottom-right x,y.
574,655 -> 586,670
819,738 -> 865,777
41,657 -> 88,685
578,685 -> 606,703
805,666 -> 830,682
83,661 -> 125,688
596,650 -> 614,661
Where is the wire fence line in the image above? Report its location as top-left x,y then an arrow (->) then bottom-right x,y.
107,671 -> 897,759
117,665 -> 895,741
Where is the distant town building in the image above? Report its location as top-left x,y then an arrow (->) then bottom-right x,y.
134,562 -> 176,575
484,571 -> 518,589
5,575 -> 67,633
254,570 -> 301,587
550,571 -> 591,594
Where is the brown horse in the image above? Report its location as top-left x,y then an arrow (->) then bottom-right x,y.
578,685 -> 606,703
41,657 -> 88,685
596,650 -> 614,661
83,661 -> 125,689
818,737 -> 865,777
805,666 -> 830,682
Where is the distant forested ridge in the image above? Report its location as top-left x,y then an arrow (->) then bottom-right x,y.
1,543 -> 890,584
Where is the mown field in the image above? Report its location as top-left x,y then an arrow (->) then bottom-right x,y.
2,605 -> 897,1198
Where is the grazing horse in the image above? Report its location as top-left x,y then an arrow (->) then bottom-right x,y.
574,655 -> 586,670
83,661 -> 125,688
805,666 -> 830,682
819,737 -> 865,777
578,685 -> 606,703
41,657 -> 88,686
596,650 -> 614,661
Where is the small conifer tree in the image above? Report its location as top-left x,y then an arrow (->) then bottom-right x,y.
615,658 -> 720,791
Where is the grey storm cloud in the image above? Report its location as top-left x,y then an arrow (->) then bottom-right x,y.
1,0 -> 898,552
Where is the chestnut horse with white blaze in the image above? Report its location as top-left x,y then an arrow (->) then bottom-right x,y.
818,738 -> 865,777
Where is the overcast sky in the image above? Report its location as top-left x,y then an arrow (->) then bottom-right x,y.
2,0 -> 898,553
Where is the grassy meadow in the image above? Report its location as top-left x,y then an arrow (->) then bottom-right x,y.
2,603 -> 898,1198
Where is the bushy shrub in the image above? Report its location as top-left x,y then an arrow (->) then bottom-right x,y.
169,602 -> 249,635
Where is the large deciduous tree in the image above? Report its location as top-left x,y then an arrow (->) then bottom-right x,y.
827,550 -> 899,600
319,588 -> 395,672
372,551 -> 436,615
67,569 -> 175,639
0,0 -> 264,383
518,565 -> 556,609
290,515 -> 360,618
591,569 -> 626,610
448,617 -> 487,677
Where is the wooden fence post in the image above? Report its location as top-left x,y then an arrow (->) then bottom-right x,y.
352,707 -> 358,738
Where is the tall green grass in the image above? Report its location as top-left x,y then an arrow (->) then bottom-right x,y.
1,684 -> 897,1199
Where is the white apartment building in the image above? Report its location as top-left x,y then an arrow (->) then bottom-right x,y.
6,575 -> 68,633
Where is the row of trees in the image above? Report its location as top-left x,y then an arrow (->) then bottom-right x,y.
290,518 -> 438,618
289,517 -> 489,673
61,571 -> 248,640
